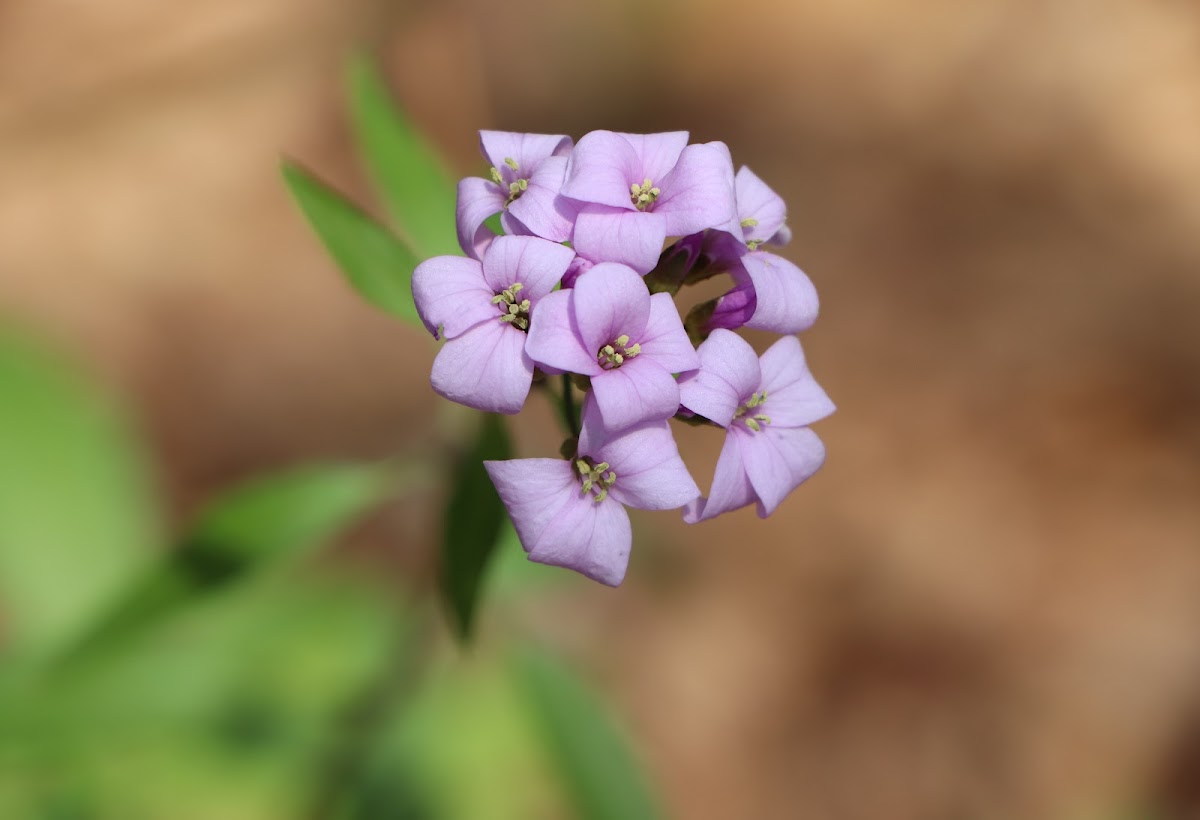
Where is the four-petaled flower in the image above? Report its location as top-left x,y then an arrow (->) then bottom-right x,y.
485,396 -> 700,586
678,329 -> 834,522
456,131 -> 578,259
412,235 -> 575,413
561,131 -> 737,274
526,263 -> 700,432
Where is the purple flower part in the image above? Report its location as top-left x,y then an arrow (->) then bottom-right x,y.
578,395 -> 700,510
572,205 -> 667,274
680,331 -> 833,522
561,130 -> 689,211
731,166 -> 790,247
484,458 -> 632,586
561,255 -> 594,288
455,131 -> 574,258
525,264 -> 699,431
705,245 -> 819,336
484,398 -> 698,586
655,141 -> 738,238
413,236 -> 574,413
677,329 -> 762,427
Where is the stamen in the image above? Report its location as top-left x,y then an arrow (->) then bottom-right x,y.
630,177 -> 662,211
504,157 -> 519,171
574,456 -> 617,503
494,281 -> 532,332
734,391 -> 771,431
740,217 -> 759,228
489,167 -> 503,185
597,335 -> 640,369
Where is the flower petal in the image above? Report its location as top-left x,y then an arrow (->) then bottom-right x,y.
561,130 -> 640,210
480,235 -> 575,302
655,142 -> 737,237
479,131 -> 572,177
430,320 -> 533,414
592,424 -> 699,511
734,166 -> 788,245
571,263 -> 652,354
484,457 -> 578,554
572,206 -> 667,274
590,356 -> 681,431
678,329 -> 761,426
640,293 -> 701,374
682,430 -> 757,523
411,255 -> 494,340
507,155 -> 579,242
524,289 -> 601,375
757,335 -> 836,427
741,251 -> 819,334
529,492 -> 633,587
456,176 -> 505,260
617,131 -> 689,183
739,426 -> 826,517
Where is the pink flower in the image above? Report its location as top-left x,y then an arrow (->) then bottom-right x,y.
456,131 -> 579,259
679,330 -> 834,522
525,263 -> 700,432
485,396 -> 699,586
411,236 -> 575,413
561,131 -> 737,274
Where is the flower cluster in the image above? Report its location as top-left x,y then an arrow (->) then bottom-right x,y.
412,130 -> 834,586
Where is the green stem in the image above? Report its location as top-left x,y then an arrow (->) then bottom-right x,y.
561,373 -> 579,438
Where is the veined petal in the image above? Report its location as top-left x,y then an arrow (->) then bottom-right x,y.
485,457 -> 579,555
757,335 -> 836,427
480,235 -> 575,302
591,356 -> 680,431
739,425 -> 826,517
682,430 -> 757,523
678,329 -> 761,426
571,264 -> 652,354
529,491 -> 634,587
593,423 -> 700,511
508,155 -> 579,242
655,142 -> 737,238
411,255 -> 494,339
640,292 -> 701,374
572,206 -> 667,274
479,131 -> 572,177
456,176 -> 505,260
524,290 -> 601,375
617,131 -> 689,182
742,251 -> 819,334
735,166 -> 788,245
561,130 -> 640,210
430,320 -> 533,414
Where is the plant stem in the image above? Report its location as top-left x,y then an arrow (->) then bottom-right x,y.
561,373 -> 579,438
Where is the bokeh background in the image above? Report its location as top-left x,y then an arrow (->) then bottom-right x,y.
2,0 -> 1200,817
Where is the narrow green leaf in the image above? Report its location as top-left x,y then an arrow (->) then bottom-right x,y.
347,52 -> 461,258
0,327 -> 159,664
516,648 -> 663,820
282,161 -> 422,325
440,414 -> 511,641
68,461 -> 417,659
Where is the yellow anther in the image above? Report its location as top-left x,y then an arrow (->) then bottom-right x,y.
624,343 -> 641,357
740,217 -> 759,228
504,157 -> 519,171
490,167 -> 503,184
615,335 -> 630,347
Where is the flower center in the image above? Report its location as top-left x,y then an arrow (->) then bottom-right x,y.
489,157 -> 528,206
575,457 -> 617,503
740,217 -> 764,250
596,334 -> 641,369
630,178 -> 661,211
492,282 -> 531,332
733,390 -> 772,432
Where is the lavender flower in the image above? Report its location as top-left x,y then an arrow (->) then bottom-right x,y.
456,131 -> 578,259
561,131 -> 737,274
525,262 -> 700,432
725,165 -> 792,249
485,396 -> 699,586
411,235 -> 575,413
679,330 -> 834,522
705,234 -> 820,335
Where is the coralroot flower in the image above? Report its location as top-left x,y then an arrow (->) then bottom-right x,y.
526,263 -> 700,432
485,396 -> 700,586
679,330 -> 834,522
456,131 -> 577,259
411,235 -> 575,413
561,131 -> 737,274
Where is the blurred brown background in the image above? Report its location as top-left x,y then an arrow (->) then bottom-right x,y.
3,0 -> 1200,817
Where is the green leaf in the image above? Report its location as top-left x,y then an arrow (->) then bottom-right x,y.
68,461 -> 416,659
516,648 -> 663,820
439,414 -> 511,641
347,53 -> 461,258
0,327 -> 159,664
282,161 -> 423,325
